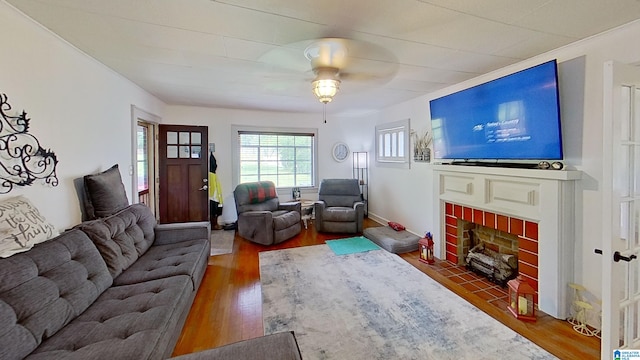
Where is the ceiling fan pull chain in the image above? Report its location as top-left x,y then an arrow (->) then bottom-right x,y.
323,103 -> 327,124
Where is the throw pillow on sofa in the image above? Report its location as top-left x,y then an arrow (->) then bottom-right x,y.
0,195 -> 58,257
83,164 -> 129,219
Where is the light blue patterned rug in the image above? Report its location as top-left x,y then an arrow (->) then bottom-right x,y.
326,236 -> 381,255
260,245 -> 557,360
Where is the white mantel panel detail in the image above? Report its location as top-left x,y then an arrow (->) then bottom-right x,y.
433,165 -> 581,319
439,174 -> 479,204
487,180 -> 540,219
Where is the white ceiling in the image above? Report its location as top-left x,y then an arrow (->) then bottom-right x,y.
7,0 -> 640,116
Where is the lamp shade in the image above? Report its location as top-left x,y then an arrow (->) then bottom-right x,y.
355,152 -> 368,169
312,78 -> 340,104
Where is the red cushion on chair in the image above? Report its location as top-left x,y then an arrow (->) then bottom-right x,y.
388,221 -> 406,231
246,182 -> 277,203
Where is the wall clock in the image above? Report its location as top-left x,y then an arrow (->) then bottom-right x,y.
332,142 -> 350,162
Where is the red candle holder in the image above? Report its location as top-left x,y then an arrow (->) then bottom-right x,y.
507,275 -> 536,322
418,233 -> 435,264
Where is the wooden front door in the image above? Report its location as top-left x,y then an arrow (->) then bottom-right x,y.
159,125 -> 209,223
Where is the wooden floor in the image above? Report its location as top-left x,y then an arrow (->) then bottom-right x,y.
172,219 -> 600,359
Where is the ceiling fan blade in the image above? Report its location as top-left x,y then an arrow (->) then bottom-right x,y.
258,41 -> 315,73
259,37 -> 399,91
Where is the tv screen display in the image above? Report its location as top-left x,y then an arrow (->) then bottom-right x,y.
429,60 -> 563,161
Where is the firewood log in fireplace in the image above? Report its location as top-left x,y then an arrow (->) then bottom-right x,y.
466,242 -> 517,286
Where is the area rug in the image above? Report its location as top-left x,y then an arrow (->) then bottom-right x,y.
325,236 -> 381,255
210,229 -> 234,256
260,245 -> 556,360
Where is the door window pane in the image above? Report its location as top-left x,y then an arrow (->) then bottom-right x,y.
191,132 -> 201,145
622,86 -> 631,141
167,131 -> 177,144
179,145 -> 190,158
621,201 -> 630,244
621,308 -> 627,347
179,132 -> 190,144
191,145 -> 201,158
167,145 -> 178,158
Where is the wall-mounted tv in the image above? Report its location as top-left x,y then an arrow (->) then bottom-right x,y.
429,60 -> 563,164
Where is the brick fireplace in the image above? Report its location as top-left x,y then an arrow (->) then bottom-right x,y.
433,165 -> 581,319
444,202 -> 539,292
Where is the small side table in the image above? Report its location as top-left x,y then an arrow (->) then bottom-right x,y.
300,200 -> 315,229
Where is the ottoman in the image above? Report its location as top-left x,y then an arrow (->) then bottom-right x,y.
170,331 -> 302,360
363,226 -> 421,254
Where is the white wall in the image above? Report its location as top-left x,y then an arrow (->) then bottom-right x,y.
162,106 -> 373,206
0,2 -> 165,229
371,19 -> 640,302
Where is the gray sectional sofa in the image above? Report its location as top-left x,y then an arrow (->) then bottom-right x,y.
0,203 -> 211,360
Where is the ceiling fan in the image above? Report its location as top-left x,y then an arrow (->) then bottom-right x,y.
304,39 -> 346,103
260,37 -> 398,104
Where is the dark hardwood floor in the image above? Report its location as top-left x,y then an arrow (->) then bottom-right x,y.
172,219 -> 600,359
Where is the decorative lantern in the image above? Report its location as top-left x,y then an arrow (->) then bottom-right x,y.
418,232 -> 435,264
507,275 -> 536,322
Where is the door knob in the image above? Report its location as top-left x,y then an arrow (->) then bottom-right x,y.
595,249 -> 637,262
198,185 -> 208,191
614,251 -> 637,262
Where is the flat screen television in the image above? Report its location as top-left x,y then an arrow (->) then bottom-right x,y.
429,60 -> 563,165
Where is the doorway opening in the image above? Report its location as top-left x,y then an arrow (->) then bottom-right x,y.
137,121 -> 156,211
132,106 -> 160,219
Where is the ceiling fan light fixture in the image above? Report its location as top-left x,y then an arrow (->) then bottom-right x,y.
312,78 -> 340,104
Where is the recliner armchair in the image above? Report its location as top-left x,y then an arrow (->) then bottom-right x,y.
314,179 -> 364,233
234,181 -> 301,245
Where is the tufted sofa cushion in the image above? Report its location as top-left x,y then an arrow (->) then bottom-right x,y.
26,275 -> 194,360
113,238 -> 210,290
0,230 -> 113,360
75,204 -> 156,279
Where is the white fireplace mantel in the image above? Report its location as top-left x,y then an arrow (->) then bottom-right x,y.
432,164 -> 582,319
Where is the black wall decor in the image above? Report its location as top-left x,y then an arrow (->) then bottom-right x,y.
0,93 -> 59,193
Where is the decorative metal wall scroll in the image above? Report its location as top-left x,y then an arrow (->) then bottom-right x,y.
0,93 -> 59,193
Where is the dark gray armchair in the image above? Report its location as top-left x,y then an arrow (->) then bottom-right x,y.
314,179 -> 364,233
233,181 -> 301,245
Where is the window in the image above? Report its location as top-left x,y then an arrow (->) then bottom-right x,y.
233,126 -> 317,188
136,124 -> 149,192
136,121 -> 155,207
376,118 -> 410,168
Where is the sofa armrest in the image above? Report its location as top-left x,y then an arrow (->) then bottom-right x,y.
279,201 -> 301,213
154,221 -> 211,245
354,201 -> 365,232
237,211 -> 275,245
313,201 -> 326,231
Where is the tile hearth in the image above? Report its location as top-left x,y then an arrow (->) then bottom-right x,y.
428,258 -> 510,310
